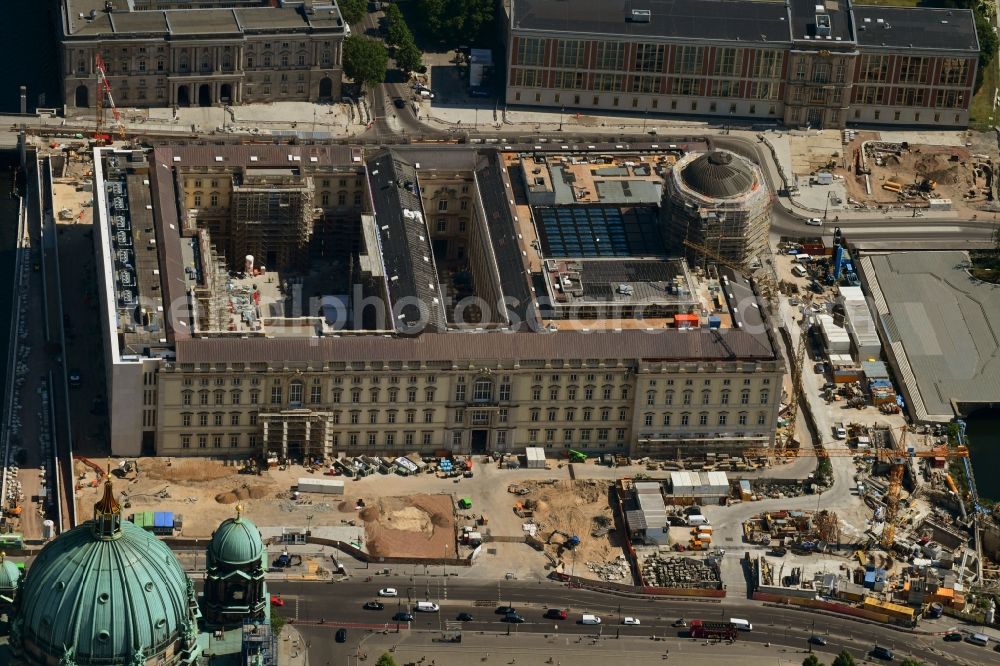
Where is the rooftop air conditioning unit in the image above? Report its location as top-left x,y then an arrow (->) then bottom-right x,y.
631,9 -> 652,22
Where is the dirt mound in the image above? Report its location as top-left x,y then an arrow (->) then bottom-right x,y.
915,154 -> 960,186
215,492 -> 238,504
247,486 -> 268,499
359,506 -> 380,522
337,500 -> 355,513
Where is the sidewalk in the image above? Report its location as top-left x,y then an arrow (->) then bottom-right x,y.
354,631 -> 813,666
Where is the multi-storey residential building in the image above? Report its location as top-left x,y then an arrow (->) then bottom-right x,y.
59,0 -> 347,109
89,143 -> 784,461
504,0 -> 979,128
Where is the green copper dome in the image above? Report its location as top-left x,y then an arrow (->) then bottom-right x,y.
15,480 -> 200,665
0,557 -> 21,591
209,511 -> 264,566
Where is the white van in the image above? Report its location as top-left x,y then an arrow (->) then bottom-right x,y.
581,614 -> 602,625
730,618 -> 753,631
416,601 -> 440,612
791,265 -> 808,278
966,632 -> 989,646
794,254 -> 812,264
687,514 -> 709,527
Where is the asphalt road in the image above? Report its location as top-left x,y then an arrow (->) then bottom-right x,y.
269,579 -> 992,665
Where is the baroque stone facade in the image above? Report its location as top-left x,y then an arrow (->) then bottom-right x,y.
59,0 -> 346,109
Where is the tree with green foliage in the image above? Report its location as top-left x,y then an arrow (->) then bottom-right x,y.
376,654 -> 397,666
338,0 -> 367,26
270,610 -> 286,636
974,11 -> 998,78
383,3 -> 409,46
416,0 -> 494,47
395,37 -> 423,74
343,35 -> 388,90
803,655 -> 824,666
831,651 -> 856,666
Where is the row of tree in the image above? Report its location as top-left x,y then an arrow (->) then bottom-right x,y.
384,3 -> 423,74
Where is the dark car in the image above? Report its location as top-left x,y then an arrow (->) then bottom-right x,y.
69,370 -> 82,387
393,97 -> 405,109
496,606 -> 516,615
503,613 -> 526,623
813,362 -> 825,374
457,612 -> 474,622
364,601 -> 384,611
808,636 -> 828,646
544,609 -> 568,620
393,612 -> 414,622
335,628 -> 347,643
871,646 -> 893,660
944,632 -> 963,642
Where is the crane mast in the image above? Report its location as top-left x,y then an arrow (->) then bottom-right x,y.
94,54 -> 126,143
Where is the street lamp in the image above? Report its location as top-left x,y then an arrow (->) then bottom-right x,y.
559,106 -> 564,132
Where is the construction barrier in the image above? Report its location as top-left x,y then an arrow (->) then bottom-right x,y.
753,591 -> 890,623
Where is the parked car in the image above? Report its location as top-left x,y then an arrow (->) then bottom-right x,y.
943,632 -> 963,642
69,370 -> 82,387
335,628 -> 347,643
392,612 -> 414,622
363,601 -> 384,611
623,617 -> 640,625
544,609 -> 568,620
457,612 -> 474,622
378,587 -> 398,597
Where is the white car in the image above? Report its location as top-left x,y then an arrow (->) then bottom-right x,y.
623,617 -> 641,625
378,588 -> 398,597
806,217 -> 823,226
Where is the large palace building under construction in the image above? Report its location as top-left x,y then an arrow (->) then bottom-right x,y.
91,143 -> 784,461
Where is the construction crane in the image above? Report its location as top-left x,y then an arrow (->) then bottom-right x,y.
94,54 -> 126,144
682,238 -> 778,308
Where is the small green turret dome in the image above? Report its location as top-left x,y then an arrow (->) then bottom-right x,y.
209,508 -> 264,566
0,555 -> 20,591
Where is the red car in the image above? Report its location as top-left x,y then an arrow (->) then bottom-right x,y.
544,609 -> 568,620
270,596 -> 284,607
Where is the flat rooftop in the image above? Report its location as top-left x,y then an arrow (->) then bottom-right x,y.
511,0 -> 793,44
859,251 -> 1000,421
63,0 -> 346,38
853,6 -> 978,52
